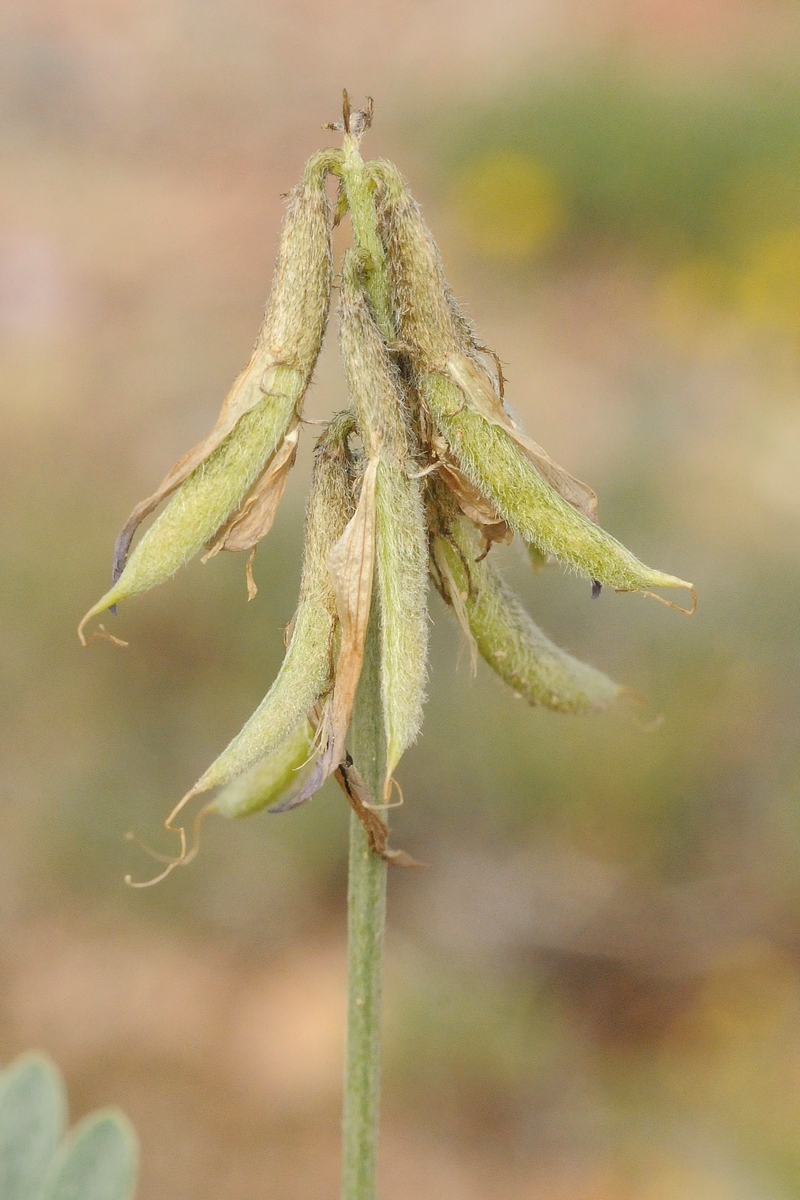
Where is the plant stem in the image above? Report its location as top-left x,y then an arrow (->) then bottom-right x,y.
343,613 -> 387,1200
339,109 -> 397,1200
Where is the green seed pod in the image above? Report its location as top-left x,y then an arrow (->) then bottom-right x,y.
79,149 -> 341,642
373,160 -> 599,520
182,410 -> 356,803
430,487 -> 623,714
258,149 -> 343,377
370,160 -> 693,604
209,719 -> 317,819
340,130 -> 394,343
80,377 -> 303,635
422,371 -> 693,603
370,159 -> 468,367
339,250 -> 428,790
526,542 -> 550,573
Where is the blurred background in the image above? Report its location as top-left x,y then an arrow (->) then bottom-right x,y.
2,0 -> 800,1196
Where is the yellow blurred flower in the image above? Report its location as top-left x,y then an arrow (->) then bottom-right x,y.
453,149 -> 564,261
735,225 -> 800,337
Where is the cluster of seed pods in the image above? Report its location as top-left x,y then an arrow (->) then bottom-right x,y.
80,99 -> 694,877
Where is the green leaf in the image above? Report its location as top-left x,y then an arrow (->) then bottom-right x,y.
41,1110 -> 138,1200
0,1053 -> 66,1200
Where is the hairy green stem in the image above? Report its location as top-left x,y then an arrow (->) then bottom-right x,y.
342,612 -> 388,1200
338,112 -> 396,1200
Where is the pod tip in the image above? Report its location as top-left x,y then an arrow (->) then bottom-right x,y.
78,588 -> 125,646
616,577 -> 696,616
641,580 -> 697,616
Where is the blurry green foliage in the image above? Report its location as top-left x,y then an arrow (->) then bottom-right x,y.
0,1054 -> 138,1200
438,74 -> 800,258
437,73 -> 800,335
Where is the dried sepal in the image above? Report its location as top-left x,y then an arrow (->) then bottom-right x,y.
431,432 -> 512,552
335,757 -> 423,867
324,451 -> 380,768
201,423 -> 300,579
286,451 -> 381,807
430,487 -> 624,714
79,149 -> 340,642
339,251 -> 429,794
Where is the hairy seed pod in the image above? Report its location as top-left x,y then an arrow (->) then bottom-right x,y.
339,250 -> 428,790
370,161 -> 692,604
258,149 -> 342,377
370,159 -> 469,367
210,719 -> 317,819
430,489 -> 623,714
374,161 -> 598,520
340,135 -> 394,342
79,149 -> 341,641
183,411 -> 356,801
423,373 -> 693,601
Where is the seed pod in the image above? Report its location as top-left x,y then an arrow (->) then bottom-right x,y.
339,131 -> 394,342
261,447 -> 382,814
210,719 -> 317,819
429,488 -> 623,714
79,149 -> 340,642
339,250 -> 428,792
372,161 -> 596,504
370,161 -> 694,606
180,410 -> 356,805
423,372 -> 693,602
526,542 -> 549,572
370,159 -> 469,368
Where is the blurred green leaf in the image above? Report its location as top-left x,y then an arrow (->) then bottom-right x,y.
0,1055 -> 137,1200
0,1054 -> 66,1200
40,1110 -> 137,1200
